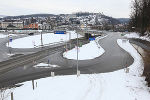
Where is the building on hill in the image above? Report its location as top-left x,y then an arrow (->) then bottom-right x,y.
1,20 -> 24,29
24,23 -> 38,30
38,23 -> 52,30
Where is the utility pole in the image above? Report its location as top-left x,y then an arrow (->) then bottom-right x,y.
66,33 -> 68,51
86,20 -> 89,41
8,32 -> 11,54
41,31 -> 43,47
69,31 -> 71,49
8,33 -> 9,47
76,30 -> 80,77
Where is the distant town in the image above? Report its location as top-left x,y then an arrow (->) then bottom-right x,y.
1,0 -> 150,99
0,12 -> 129,32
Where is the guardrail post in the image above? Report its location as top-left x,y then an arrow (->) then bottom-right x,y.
126,68 -> 129,73
11,92 -> 14,100
51,72 -> 55,77
77,70 -> 80,77
32,80 -> 35,90
36,82 -> 37,88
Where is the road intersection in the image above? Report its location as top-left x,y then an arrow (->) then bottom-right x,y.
0,32 -> 133,88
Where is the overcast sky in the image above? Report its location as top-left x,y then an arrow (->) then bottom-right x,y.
0,0 -> 132,18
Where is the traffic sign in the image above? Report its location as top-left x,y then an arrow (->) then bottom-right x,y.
89,37 -> 95,41
54,31 -> 66,34
9,38 -> 12,42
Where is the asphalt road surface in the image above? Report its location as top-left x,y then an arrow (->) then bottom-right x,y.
0,32 -> 134,88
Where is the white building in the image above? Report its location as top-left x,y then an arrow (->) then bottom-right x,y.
38,23 -> 52,30
1,21 -> 24,29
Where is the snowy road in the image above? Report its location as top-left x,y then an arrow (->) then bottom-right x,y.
0,32 -> 134,88
0,33 -> 28,61
45,32 -> 134,73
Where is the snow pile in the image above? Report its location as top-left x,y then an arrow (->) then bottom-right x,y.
125,33 -> 140,38
4,39 -> 150,100
63,40 -> 105,60
33,63 -> 60,68
125,32 -> 150,41
8,31 -> 82,48
117,39 -> 144,75
0,34 -> 17,38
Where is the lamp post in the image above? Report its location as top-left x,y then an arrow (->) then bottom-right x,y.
76,29 -> 80,77
7,32 -> 11,54
65,32 -> 68,51
8,32 -> 9,47
41,31 -> 43,47
69,31 -> 71,49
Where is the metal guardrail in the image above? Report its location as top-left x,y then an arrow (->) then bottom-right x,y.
34,41 -> 65,48
0,46 -> 64,75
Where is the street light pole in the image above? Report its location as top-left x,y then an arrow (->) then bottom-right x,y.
77,30 -> 79,77
69,31 -> 71,49
41,31 -> 43,47
66,32 -> 67,51
8,33 -> 9,47
7,32 -> 11,54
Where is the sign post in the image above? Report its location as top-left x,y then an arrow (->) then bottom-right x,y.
89,37 -> 95,41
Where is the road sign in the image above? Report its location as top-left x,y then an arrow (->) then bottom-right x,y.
54,31 -> 66,34
89,37 -> 95,41
9,38 -> 12,42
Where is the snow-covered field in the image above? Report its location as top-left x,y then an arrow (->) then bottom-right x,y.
125,32 -> 150,41
63,40 -> 105,60
63,35 -> 106,60
8,31 -> 82,48
3,38 -> 150,100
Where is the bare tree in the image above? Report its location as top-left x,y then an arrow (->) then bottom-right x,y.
129,0 -> 150,35
0,88 -> 14,100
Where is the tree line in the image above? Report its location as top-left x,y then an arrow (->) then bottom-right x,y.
129,0 -> 150,35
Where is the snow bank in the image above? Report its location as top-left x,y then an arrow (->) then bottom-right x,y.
0,34 -> 17,39
125,33 -> 140,38
8,31 -> 82,48
33,63 -> 60,68
117,39 -> 144,75
125,32 -> 150,42
5,39 -> 150,100
0,34 -> 8,38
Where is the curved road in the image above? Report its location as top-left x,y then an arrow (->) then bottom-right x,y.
0,32 -> 134,88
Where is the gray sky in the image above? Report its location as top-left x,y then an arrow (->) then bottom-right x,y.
0,0 -> 132,18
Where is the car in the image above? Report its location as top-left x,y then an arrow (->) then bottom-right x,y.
28,33 -> 34,35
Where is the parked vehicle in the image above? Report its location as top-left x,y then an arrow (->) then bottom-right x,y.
28,33 -> 34,35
